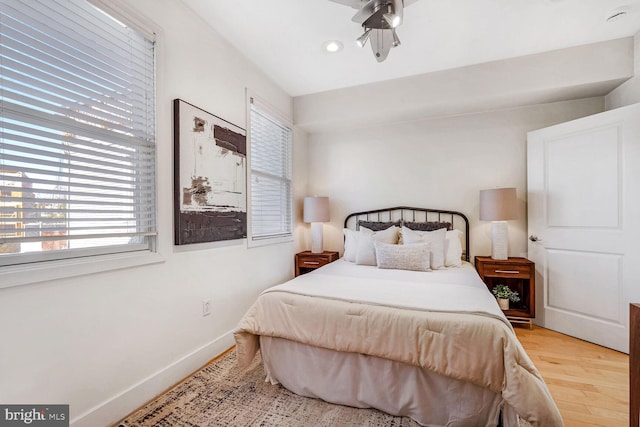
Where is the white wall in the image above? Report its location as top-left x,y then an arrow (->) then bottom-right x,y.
0,1 -> 305,426
606,30 -> 640,109
307,98 -> 604,260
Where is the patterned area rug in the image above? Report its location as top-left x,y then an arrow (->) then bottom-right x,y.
116,349 -> 421,427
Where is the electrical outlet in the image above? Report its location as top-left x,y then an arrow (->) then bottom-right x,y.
202,299 -> 211,317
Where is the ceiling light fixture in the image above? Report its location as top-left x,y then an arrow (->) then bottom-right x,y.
391,28 -> 401,47
356,28 -> 372,47
382,2 -> 402,28
383,12 -> 400,28
322,40 -> 344,53
330,0 -> 417,62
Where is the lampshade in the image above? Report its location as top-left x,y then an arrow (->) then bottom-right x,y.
303,196 -> 330,223
479,188 -> 517,260
479,188 -> 518,221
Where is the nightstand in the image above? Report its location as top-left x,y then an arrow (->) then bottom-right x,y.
295,251 -> 339,277
475,256 -> 535,329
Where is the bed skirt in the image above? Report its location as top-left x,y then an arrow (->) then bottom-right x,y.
260,336 -> 520,427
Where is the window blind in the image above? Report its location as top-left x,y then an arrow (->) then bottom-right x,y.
249,98 -> 292,240
0,0 -> 156,265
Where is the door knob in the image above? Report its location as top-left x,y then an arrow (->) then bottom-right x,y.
529,235 -> 539,242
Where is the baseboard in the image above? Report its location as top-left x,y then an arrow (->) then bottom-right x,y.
70,331 -> 235,427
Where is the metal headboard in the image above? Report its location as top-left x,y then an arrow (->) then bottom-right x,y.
344,206 -> 470,262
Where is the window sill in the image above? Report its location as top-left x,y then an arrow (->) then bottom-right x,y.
0,250 -> 165,289
247,235 -> 293,248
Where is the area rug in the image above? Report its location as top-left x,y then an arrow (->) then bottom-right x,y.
115,349 -> 421,427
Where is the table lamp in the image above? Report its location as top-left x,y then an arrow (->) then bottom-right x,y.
303,196 -> 330,254
479,188 -> 518,260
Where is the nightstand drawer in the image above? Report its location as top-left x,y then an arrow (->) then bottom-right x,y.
299,257 -> 332,268
482,263 -> 531,278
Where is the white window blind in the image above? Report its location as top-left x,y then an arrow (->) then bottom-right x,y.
249,97 -> 292,240
0,0 -> 156,266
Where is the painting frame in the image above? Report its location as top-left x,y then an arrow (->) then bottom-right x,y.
173,99 -> 247,245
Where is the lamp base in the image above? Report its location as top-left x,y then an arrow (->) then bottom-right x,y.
310,222 -> 324,254
491,221 -> 508,260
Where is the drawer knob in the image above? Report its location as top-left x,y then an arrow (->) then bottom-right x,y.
495,270 -> 520,274
303,261 -> 320,265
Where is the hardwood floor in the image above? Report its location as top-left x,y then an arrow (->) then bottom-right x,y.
515,326 -> 629,427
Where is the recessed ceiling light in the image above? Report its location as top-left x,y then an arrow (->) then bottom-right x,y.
322,40 -> 343,53
606,5 -> 631,22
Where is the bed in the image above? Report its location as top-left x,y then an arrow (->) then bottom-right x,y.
234,207 -> 562,427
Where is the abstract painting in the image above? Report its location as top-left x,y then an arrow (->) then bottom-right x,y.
173,99 -> 247,244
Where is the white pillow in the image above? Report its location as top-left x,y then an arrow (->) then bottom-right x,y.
445,229 -> 463,267
355,226 -> 399,266
343,228 -> 358,262
401,226 -> 446,269
374,241 -> 431,272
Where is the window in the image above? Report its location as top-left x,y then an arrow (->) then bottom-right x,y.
248,96 -> 292,243
0,0 -> 156,267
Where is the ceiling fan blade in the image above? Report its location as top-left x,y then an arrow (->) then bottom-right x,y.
330,0 -> 419,14
351,0 -> 380,24
327,0 -> 369,10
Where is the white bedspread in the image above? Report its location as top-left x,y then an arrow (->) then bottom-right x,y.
266,260 -> 510,324
234,260 -> 563,426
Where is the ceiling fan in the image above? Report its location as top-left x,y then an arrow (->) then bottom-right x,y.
330,0 -> 419,62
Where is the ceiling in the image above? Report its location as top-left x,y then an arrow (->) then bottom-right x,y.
182,0 -> 640,97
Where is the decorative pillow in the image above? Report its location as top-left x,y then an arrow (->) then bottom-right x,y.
403,221 -> 452,231
401,226 -> 446,269
358,220 -> 401,231
343,228 -> 358,262
374,241 -> 431,272
355,226 -> 400,266
444,229 -> 463,267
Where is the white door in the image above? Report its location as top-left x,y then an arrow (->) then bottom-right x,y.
527,103 -> 640,353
